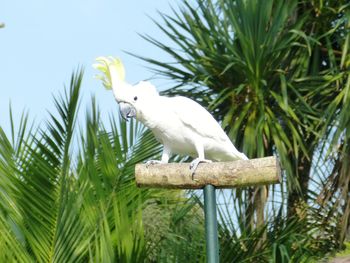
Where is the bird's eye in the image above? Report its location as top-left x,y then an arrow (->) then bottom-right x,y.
134,96 -> 138,101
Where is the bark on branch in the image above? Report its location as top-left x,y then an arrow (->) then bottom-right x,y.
135,156 -> 281,189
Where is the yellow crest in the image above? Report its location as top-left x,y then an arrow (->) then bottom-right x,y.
93,56 -> 125,90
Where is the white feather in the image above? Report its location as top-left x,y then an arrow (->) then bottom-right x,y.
131,82 -> 248,162
93,57 -> 247,165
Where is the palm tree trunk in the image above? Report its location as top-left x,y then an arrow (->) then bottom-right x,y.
287,156 -> 311,218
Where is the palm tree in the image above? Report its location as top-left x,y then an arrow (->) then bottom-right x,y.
0,70 -> 206,262
138,0 -> 350,255
0,70 -> 324,262
1,0 -> 348,261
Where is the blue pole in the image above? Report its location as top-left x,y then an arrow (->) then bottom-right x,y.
203,184 -> 219,263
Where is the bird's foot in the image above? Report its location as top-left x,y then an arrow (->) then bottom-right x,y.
145,160 -> 162,168
189,158 -> 212,180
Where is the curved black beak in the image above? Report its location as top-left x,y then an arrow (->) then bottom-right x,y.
119,102 -> 136,121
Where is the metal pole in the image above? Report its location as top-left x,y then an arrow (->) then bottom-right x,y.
203,184 -> 219,263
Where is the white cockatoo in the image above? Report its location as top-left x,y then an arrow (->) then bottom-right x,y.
94,57 -> 248,177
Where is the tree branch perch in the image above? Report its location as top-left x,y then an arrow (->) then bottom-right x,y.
135,156 -> 281,189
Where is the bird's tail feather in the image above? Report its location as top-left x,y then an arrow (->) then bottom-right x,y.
240,152 -> 249,160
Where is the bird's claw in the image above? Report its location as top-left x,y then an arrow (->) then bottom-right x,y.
145,160 -> 162,168
189,158 -> 212,180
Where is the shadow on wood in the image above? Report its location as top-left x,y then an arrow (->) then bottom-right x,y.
135,156 -> 281,189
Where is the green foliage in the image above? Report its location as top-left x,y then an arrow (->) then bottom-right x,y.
0,71 -> 206,262
140,0 -> 319,190
138,0 -> 350,261
1,0 -> 349,262
335,242 -> 350,257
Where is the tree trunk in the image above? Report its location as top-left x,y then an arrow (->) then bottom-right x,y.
287,155 -> 312,218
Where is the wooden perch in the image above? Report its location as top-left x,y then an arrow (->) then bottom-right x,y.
135,156 -> 281,189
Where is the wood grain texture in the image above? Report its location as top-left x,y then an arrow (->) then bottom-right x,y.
135,156 -> 281,189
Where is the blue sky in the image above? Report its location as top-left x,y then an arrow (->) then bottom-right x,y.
1,0 -> 180,133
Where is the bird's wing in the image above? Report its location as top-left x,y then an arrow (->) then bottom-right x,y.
166,96 -> 230,143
